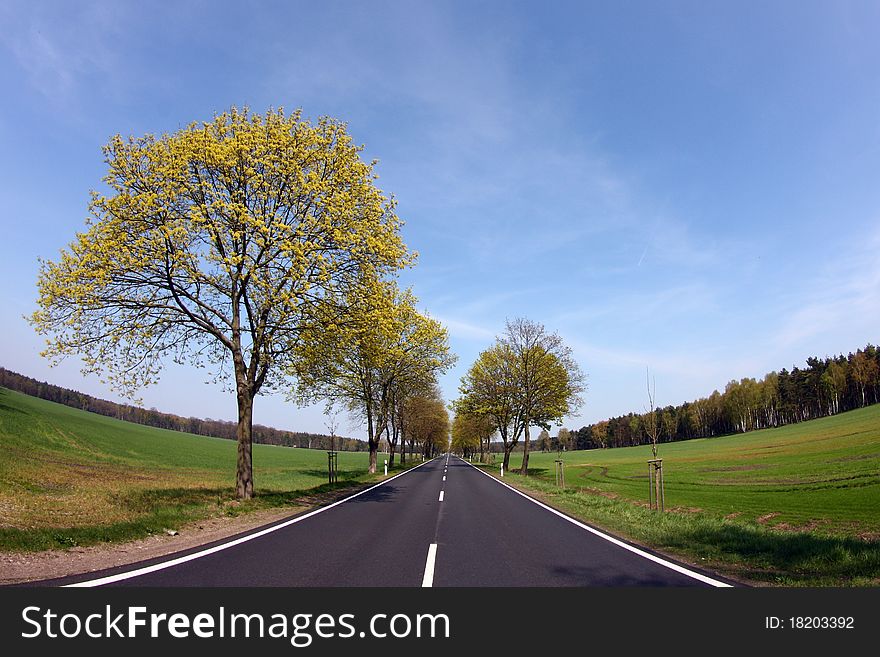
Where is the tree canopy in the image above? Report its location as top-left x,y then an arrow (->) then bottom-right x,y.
30,107 -> 412,498
290,280 -> 455,472
455,318 -> 585,472
501,318 -> 585,474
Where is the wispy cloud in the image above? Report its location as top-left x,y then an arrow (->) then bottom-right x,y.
772,225 -> 880,351
0,2 -> 127,105
567,335 -> 724,378
262,3 -> 642,269
433,315 -> 496,342
551,281 -> 719,327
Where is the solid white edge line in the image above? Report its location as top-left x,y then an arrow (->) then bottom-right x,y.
439,490 -> 444,502
421,543 -> 438,587
458,457 -> 732,588
64,456 -> 443,588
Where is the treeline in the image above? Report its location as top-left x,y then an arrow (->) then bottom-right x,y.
560,344 -> 880,451
0,368 -> 368,451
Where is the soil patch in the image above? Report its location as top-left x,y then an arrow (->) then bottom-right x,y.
756,512 -> 781,524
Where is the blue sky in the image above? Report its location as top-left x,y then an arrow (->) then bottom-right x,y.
1,1 -> 879,439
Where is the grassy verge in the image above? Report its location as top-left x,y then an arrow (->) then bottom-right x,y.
478,471 -> 880,587
508,406 -> 880,536
479,407 -> 880,586
0,387 -> 415,552
0,476 -> 397,553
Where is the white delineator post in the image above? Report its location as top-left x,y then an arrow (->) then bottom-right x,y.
500,464 -> 504,477
384,459 -> 388,476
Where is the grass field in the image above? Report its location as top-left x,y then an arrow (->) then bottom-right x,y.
0,387 -> 399,552
493,405 -> 880,586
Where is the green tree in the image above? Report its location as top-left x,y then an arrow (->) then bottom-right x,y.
450,410 -> 495,462
502,318 -> 585,475
591,421 -> 608,449
851,350 -> 878,407
291,282 -> 454,473
556,427 -> 572,451
404,390 -> 450,458
30,107 -> 410,499
457,319 -> 585,474
821,360 -> 847,415
661,408 -> 677,441
451,413 -> 481,457
536,428 -> 551,452
456,344 -> 524,472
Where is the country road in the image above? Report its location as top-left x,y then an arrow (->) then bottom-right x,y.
44,455 -> 732,587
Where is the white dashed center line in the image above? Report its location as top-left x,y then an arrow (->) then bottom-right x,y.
421,543 -> 438,587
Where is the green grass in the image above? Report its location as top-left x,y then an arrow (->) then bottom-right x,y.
0,387 -> 403,552
492,406 -> 880,586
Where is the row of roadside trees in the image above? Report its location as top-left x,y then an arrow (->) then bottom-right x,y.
30,107 -> 454,498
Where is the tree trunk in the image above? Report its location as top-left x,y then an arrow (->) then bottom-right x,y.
520,424 -> 530,475
389,423 -> 398,467
369,444 -> 378,473
235,389 -> 254,499
502,444 -> 512,472
367,404 -> 377,474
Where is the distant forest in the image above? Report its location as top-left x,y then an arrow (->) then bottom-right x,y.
0,368 -> 367,451
553,343 -> 880,452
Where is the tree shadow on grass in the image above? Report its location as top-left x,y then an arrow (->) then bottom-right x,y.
112,487 -> 232,512
293,468 -> 363,482
113,476 -> 373,512
517,467 -> 550,477
126,476 -> 401,517
665,522 -> 880,583
2,475 -> 385,553
0,389 -> 27,415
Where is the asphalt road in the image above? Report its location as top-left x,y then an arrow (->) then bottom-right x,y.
49,455 -> 731,587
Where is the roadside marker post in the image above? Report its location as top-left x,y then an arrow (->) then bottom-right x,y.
384,459 -> 388,476
500,464 -> 504,477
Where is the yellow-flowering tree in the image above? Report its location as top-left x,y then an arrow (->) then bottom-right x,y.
30,107 -> 412,499
291,281 -> 454,473
450,412 -> 482,459
450,409 -> 495,462
403,390 -> 451,459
